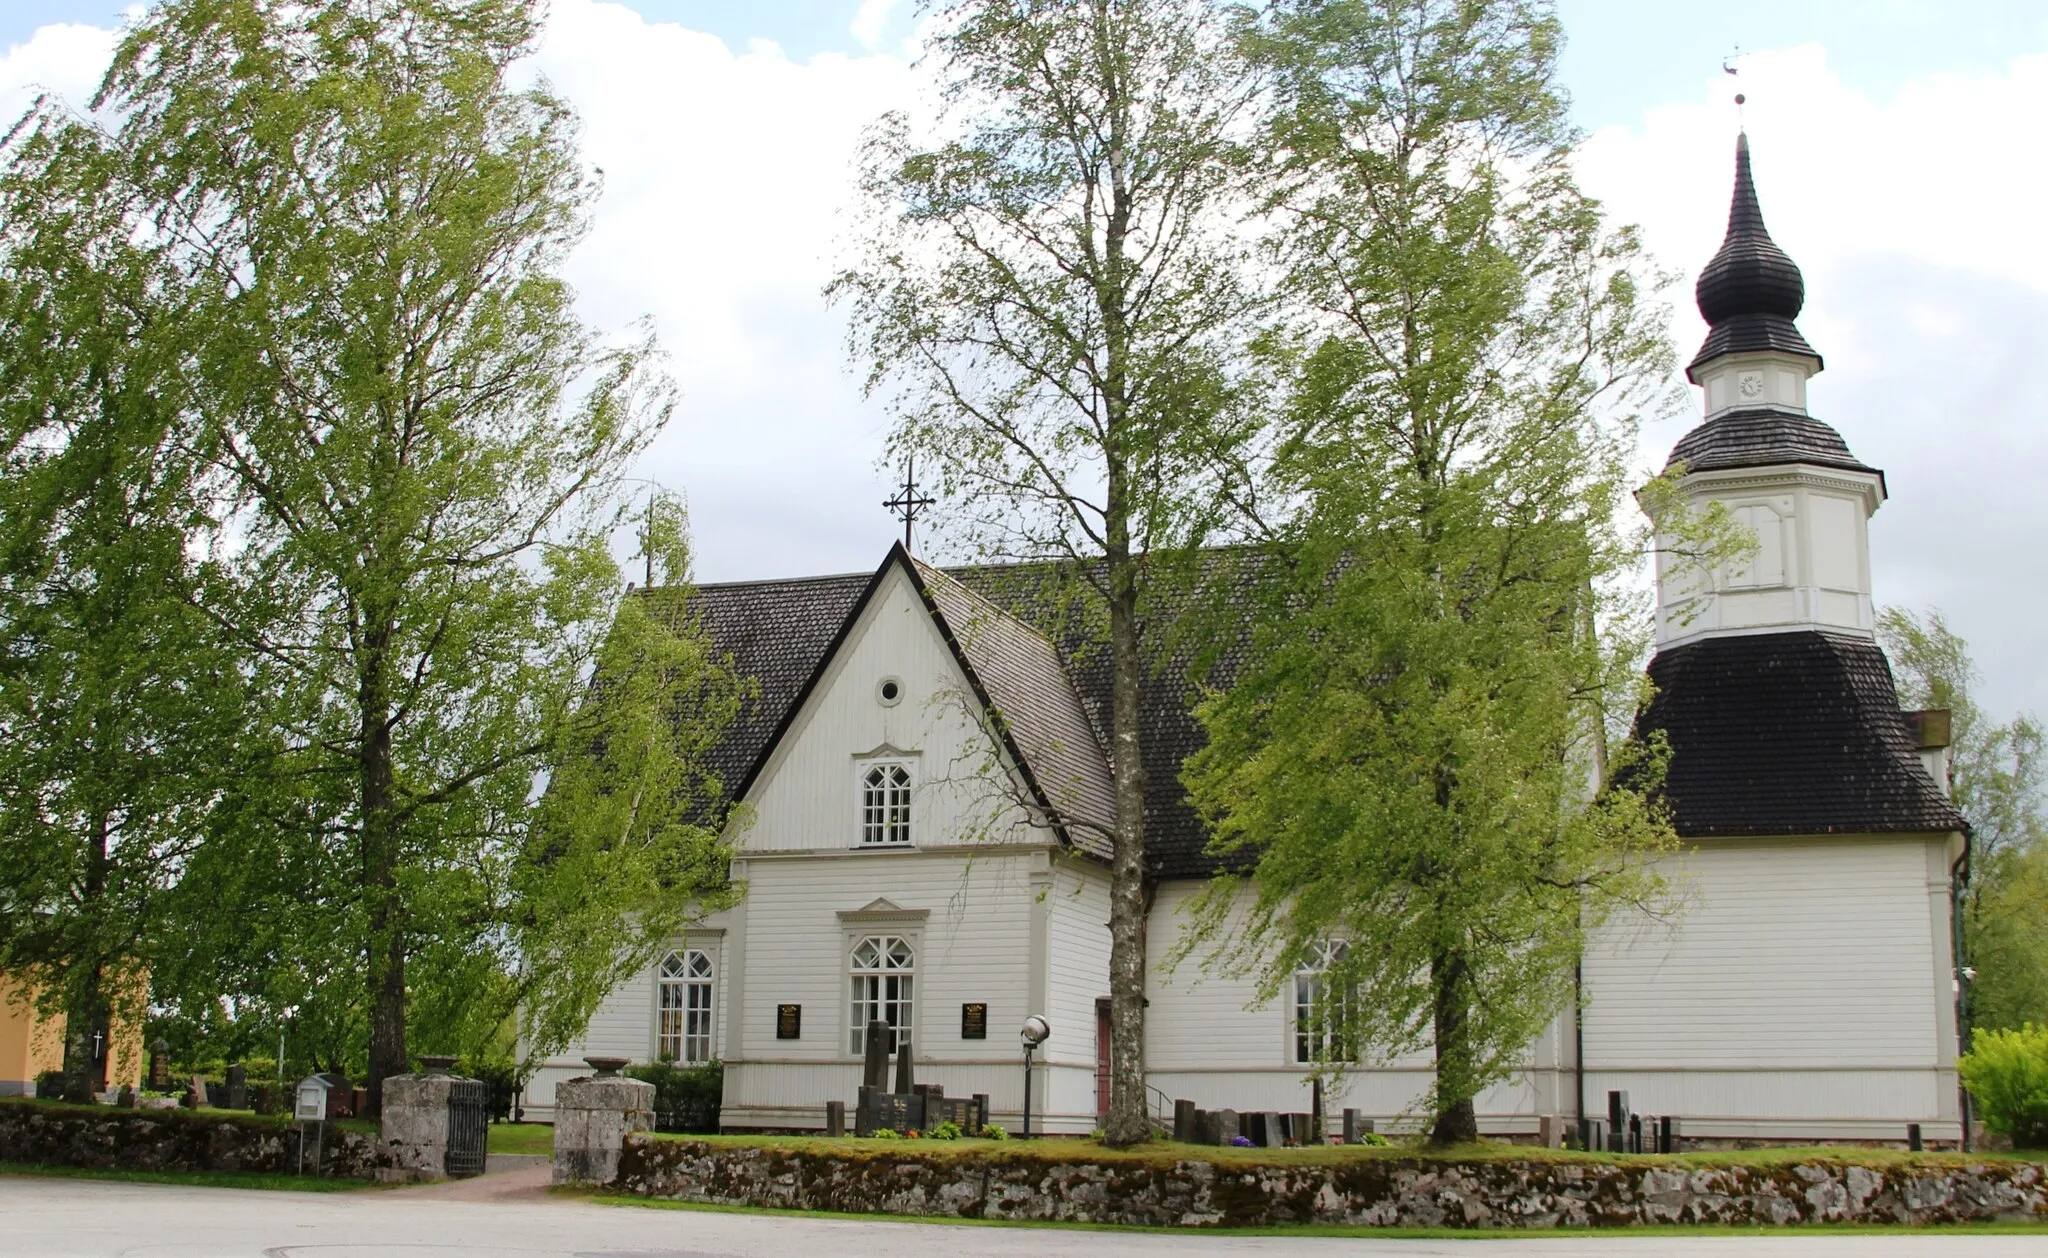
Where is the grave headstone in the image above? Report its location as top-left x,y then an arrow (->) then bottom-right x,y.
973,1094 -> 991,1132
1908,1122 -> 1923,1152
1606,1090 -> 1630,1136
1290,1111 -> 1315,1145
116,1086 -> 136,1109
824,1100 -> 845,1137
1627,1113 -> 1643,1154
225,1063 -> 247,1111
148,1039 -> 169,1090
893,1039 -> 915,1095
1658,1115 -> 1678,1154
862,1020 -> 891,1090
185,1075 -> 207,1109
1173,1098 -> 1196,1143
1216,1108 -> 1240,1145
1311,1079 -> 1324,1146
1193,1108 -> 1217,1145
1538,1113 -> 1560,1148
1341,1108 -> 1361,1145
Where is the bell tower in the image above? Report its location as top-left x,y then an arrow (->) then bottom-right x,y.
1650,134 -> 1886,647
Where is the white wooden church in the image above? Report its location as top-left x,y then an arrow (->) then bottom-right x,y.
520,137 -> 1970,1145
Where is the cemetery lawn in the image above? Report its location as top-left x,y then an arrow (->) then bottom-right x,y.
488,1122 -> 555,1156
0,1160 -> 373,1192
644,1132 -> 2045,1172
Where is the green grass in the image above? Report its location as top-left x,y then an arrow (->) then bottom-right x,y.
0,1159 -> 372,1192
488,1122 -> 554,1156
596,1193 -> 2048,1238
644,1131 -> 2044,1172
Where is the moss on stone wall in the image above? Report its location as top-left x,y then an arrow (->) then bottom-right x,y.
0,1097 -> 384,1179
611,1135 -> 2048,1228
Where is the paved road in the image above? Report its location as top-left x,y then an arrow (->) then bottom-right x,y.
3,1171 -> 2046,1257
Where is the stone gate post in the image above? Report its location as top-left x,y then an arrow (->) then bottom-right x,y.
552,1058 -> 654,1186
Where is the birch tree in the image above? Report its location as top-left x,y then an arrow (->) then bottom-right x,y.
834,0 -> 1267,1144
1181,0 -> 1699,1144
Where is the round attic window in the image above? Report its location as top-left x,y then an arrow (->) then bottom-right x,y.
877,677 -> 904,707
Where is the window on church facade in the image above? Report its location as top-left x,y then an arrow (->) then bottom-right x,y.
860,762 -> 913,845
1294,940 -> 1356,1065
657,949 -> 715,1063
849,934 -> 915,1054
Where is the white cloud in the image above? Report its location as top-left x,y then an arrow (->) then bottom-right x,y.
850,0 -> 904,53
0,21 -> 121,124
1577,45 -> 2048,720
2,11 -> 2043,718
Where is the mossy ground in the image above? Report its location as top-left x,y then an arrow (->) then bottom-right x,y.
595,1193 -> 2048,1237
0,1159 -> 373,1192
487,1122 -> 555,1156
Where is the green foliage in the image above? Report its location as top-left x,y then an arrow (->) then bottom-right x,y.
623,1061 -> 724,1134
868,1126 -> 903,1141
1880,607 -> 2048,1032
1957,1025 -> 2048,1149
928,1120 -> 963,1140
1181,0 -> 1712,1144
978,1122 -> 1009,1140
833,0 -> 1269,1149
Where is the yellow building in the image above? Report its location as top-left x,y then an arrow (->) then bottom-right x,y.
0,976 -> 145,1096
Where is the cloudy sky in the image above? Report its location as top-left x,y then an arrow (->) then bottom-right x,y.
3,2 -> 2046,725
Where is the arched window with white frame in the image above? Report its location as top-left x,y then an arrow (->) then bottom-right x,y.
657,949 -> 715,1064
1294,940 -> 1356,1065
849,935 -> 915,1054
860,762 -> 913,846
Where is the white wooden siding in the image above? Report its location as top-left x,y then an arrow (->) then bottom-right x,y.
1583,837 -> 1945,1069
1043,856 -> 1112,1118
742,566 -> 1039,855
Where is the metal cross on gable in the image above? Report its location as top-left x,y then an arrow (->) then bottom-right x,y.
883,456 -> 936,553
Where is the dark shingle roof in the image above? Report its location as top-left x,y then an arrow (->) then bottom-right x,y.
670,548 -> 1233,878
912,559 -> 1118,859
1666,408 -> 1878,479
1687,134 -> 1823,380
1637,630 -> 1965,838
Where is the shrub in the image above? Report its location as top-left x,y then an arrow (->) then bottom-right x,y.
870,1126 -> 902,1140
1353,1130 -> 1390,1147
978,1123 -> 1008,1140
623,1061 -> 722,1134
928,1120 -> 962,1140
1959,1023 -> 2048,1149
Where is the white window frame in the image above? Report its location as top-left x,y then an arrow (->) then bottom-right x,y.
656,948 -> 716,1064
1293,940 -> 1356,1065
848,934 -> 916,1055
857,759 -> 915,847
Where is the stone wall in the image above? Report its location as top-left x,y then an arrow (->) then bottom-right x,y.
612,1137 -> 2048,1228
0,1098 -> 384,1179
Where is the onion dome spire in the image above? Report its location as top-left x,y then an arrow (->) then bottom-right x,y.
1687,133 -> 1821,381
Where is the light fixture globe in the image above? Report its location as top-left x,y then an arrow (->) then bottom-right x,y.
1020,1014 -> 1051,1047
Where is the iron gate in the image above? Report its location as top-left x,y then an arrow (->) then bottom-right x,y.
444,1078 -> 489,1179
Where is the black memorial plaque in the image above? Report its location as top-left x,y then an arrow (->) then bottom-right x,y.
776,1004 -> 802,1040
960,1002 -> 988,1040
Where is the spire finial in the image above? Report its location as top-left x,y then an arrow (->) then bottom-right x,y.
883,456 -> 935,553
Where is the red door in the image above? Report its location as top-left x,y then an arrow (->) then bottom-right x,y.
1095,998 -> 1112,1118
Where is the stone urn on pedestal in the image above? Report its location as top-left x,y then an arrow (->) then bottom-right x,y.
552,1056 -> 654,1186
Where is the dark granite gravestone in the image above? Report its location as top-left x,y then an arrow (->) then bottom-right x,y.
825,1100 -> 845,1137
893,1039 -> 915,1095
225,1063 -> 247,1111
1193,1108 -> 1218,1145
1173,1098 -> 1196,1143
1658,1115 -> 1679,1154
148,1039 -> 169,1090
116,1086 -> 136,1109
856,1088 -> 919,1136
862,1020 -> 891,1090
926,1095 -> 983,1131
1290,1111 -> 1315,1145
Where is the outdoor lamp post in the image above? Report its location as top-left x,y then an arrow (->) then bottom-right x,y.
1019,1015 -> 1050,1139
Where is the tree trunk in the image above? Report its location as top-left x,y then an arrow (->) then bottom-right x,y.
1103,539 -> 1151,1146
360,621 -> 405,1117
1429,945 -> 1480,1145
63,811 -> 113,1099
